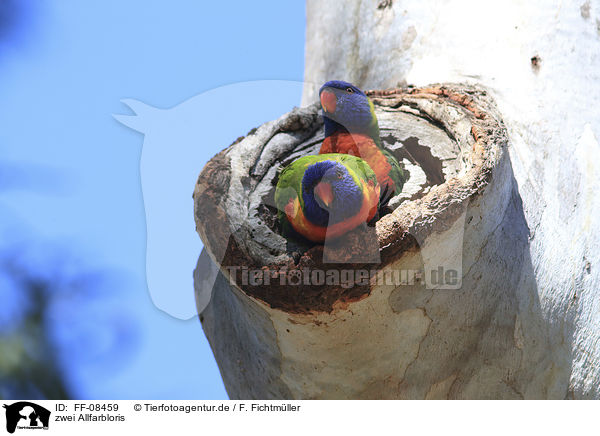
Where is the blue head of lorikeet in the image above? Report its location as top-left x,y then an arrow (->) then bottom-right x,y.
301,159 -> 363,226
275,154 -> 380,243
319,80 -> 378,138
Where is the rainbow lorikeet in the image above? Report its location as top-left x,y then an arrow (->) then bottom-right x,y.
275,154 -> 380,243
318,80 -> 406,206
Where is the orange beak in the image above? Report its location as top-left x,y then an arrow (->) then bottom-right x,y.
320,90 -> 336,113
314,182 -> 334,207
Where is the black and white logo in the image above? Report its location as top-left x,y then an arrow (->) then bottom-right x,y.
3,402 -> 50,434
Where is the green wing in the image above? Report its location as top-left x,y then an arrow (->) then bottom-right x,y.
275,158 -> 308,237
275,155 -> 316,215
382,148 -> 406,193
367,96 -> 406,193
366,98 -> 381,141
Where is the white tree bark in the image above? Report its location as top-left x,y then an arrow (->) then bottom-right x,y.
195,82 -> 563,398
193,0 -> 599,399
301,0 -> 600,398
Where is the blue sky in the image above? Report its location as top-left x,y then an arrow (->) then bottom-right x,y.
0,1 -> 306,399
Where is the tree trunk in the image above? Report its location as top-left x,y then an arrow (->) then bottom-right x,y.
302,0 -> 600,400
195,0 -> 600,399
